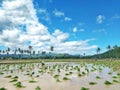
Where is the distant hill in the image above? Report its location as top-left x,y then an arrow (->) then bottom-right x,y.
89,47 -> 120,59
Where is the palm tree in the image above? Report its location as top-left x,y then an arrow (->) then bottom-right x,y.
7,47 -> 10,59
96,47 -> 101,59
28,46 -> 32,59
50,46 -> 54,60
107,45 -> 111,59
18,48 -> 21,59
113,45 -> 119,59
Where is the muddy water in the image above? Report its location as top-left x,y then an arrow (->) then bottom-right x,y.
0,62 -> 120,90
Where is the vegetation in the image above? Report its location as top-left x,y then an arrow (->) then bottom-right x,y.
81,87 -> 89,90
35,86 -> 41,90
104,81 -> 113,85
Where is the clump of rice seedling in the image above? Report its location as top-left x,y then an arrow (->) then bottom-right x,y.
108,72 -> 112,75
117,73 -> 120,76
12,76 -> 18,79
14,82 -> 25,88
65,73 -> 69,76
89,82 -> 97,85
4,75 -> 12,78
112,76 -> 118,78
80,87 -> 89,90
69,71 -> 73,74
0,72 -> 4,75
29,80 -> 37,83
54,74 -> 59,78
82,71 -> 86,75
0,87 -> 6,90
35,86 -> 41,90
56,79 -> 61,82
104,80 -> 112,85
78,73 -> 82,77
113,80 -> 120,83
63,77 -> 69,80
36,75 -> 39,77
9,79 -> 18,82
96,76 -> 101,79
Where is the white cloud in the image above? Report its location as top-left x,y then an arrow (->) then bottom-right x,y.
96,15 -> 105,24
73,27 -> 78,32
38,8 -> 51,23
79,29 -> 85,32
65,17 -> 71,21
0,0 -> 97,55
53,9 -> 64,17
112,14 -> 120,19
93,29 -> 107,34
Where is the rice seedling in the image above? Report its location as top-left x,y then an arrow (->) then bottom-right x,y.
9,79 -> 18,82
0,87 -> 6,90
80,87 -> 89,90
89,82 -> 97,85
35,86 -> 41,90
54,74 -> 59,78
29,80 -> 37,83
56,79 -> 61,82
4,75 -> 12,78
104,80 -> 113,85
63,77 -> 69,80
112,76 -> 118,78
112,80 -> 120,83
14,81 -> 25,88
96,76 -> 101,79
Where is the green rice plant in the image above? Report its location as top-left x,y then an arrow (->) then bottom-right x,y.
89,82 -> 97,85
12,76 -> 18,79
9,79 -> 18,82
96,76 -> 101,79
0,87 -> 6,90
78,73 -> 82,77
112,76 -> 118,78
104,80 -> 112,85
0,72 -> 4,75
56,79 -> 61,82
113,80 -> 120,83
63,77 -> 69,80
69,71 -> 73,74
4,75 -> 12,78
108,72 -> 112,75
35,86 -> 41,90
54,75 -> 59,78
29,80 -> 37,83
14,82 -> 25,88
80,87 -> 89,90
65,73 -> 69,76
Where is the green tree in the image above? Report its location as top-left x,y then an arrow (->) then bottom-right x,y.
96,47 -> 101,59
107,45 -> 111,59
113,45 -> 119,59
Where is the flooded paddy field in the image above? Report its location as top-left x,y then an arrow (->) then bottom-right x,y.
0,61 -> 120,90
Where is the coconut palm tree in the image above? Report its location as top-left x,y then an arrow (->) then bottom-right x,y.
107,45 -> 111,59
28,46 -> 32,59
96,47 -> 101,59
50,46 -> 54,60
113,45 -> 119,59
7,47 -> 11,59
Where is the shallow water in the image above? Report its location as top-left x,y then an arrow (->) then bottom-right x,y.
0,62 -> 120,90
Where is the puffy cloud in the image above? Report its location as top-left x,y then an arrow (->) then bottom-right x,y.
79,29 -> 85,32
0,0 -> 97,55
53,9 -> 64,17
65,17 -> 72,21
73,27 -> 78,32
96,15 -> 105,24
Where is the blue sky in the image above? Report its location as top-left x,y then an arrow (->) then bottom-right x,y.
0,0 -> 120,55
